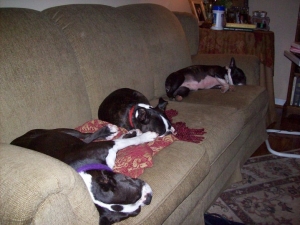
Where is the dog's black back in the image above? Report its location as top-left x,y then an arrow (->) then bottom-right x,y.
98,88 -> 174,136
98,88 -> 149,129
10,128 -> 115,169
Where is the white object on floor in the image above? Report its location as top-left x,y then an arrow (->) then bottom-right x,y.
265,129 -> 300,158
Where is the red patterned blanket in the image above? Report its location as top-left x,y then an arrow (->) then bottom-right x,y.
76,109 -> 205,178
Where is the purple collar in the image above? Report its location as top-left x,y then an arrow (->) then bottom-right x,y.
76,163 -> 113,173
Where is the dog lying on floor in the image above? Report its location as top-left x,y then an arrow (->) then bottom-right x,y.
165,57 -> 246,101
98,88 -> 175,137
11,125 -> 157,225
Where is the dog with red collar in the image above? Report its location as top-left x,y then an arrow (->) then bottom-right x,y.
98,88 -> 175,137
11,125 -> 157,225
165,57 -> 246,101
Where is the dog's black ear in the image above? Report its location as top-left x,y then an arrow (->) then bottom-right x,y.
230,57 -> 236,68
99,215 -> 112,225
97,205 -> 138,225
96,171 -> 116,192
165,85 -> 171,93
136,108 -> 150,124
156,98 -> 168,112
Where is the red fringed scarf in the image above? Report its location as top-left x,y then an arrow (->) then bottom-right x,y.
166,109 -> 206,143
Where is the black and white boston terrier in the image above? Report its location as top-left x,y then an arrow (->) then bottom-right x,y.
98,88 -> 175,137
165,57 -> 246,101
11,125 -> 157,225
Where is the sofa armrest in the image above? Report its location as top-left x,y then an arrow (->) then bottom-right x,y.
0,144 -> 99,225
192,53 -> 260,85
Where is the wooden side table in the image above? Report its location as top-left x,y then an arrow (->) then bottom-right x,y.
198,28 -> 276,125
198,28 -> 274,68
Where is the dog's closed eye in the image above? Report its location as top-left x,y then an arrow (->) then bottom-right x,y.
111,205 -> 124,212
99,177 -> 109,184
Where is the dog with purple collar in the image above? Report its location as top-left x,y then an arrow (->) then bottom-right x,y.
11,125 -> 157,225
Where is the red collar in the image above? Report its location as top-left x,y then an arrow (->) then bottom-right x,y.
128,106 -> 135,128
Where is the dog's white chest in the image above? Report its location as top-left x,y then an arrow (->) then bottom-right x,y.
181,75 -> 220,90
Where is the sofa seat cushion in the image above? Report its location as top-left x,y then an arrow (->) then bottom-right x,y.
160,101 -> 244,164
153,85 -> 268,164
117,141 -> 210,225
118,86 -> 268,224
176,85 -> 268,125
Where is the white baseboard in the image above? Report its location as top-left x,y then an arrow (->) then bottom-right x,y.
275,98 -> 286,106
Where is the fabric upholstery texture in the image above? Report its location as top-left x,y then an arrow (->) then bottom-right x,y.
173,12 -> 200,56
177,85 -> 268,125
43,4 -> 192,118
118,141 -> 209,225
43,5 -> 154,118
0,8 -> 92,144
0,144 -> 99,225
162,86 -> 268,163
0,3 -> 269,225
118,4 -> 193,98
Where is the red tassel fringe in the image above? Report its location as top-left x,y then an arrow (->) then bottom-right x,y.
166,109 -> 206,143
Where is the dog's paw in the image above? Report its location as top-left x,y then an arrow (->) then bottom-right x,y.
175,95 -> 183,101
129,129 -> 142,136
122,129 -> 143,139
229,85 -> 235,92
106,124 -> 118,140
220,85 -> 229,93
140,131 -> 158,143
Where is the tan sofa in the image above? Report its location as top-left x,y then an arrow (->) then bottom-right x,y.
0,4 -> 269,225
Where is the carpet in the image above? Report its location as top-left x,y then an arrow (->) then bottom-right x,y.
206,149 -> 300,225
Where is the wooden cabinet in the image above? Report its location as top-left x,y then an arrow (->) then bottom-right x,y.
283,5 -> 300,117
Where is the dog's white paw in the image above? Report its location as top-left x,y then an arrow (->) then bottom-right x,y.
220,85 -> 229,93
139,131 -> 158,143
135,129 -> 142,136
128,129 -> 142,136
106,124 -> 118,140
229,85 -> 235,92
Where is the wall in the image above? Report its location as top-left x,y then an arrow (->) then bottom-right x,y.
249,0 -> 299,105
0,0 -> 191,12
1,0 -> 299,105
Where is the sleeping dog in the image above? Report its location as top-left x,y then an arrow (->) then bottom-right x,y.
11,125 -> 157,225
165,57 -> 246,101
98,88 -> 175,136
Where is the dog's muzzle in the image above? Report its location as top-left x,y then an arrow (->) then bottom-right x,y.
140,183 -> 153,206
94,182 -> 153,213
159,115 -> 176,137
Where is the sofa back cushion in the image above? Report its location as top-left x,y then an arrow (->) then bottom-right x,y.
43,5 -> 151,119
118,4 -> 193,98
173,12 -> 200,56
43,4 -> 193,118
0,8 -> 92,143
